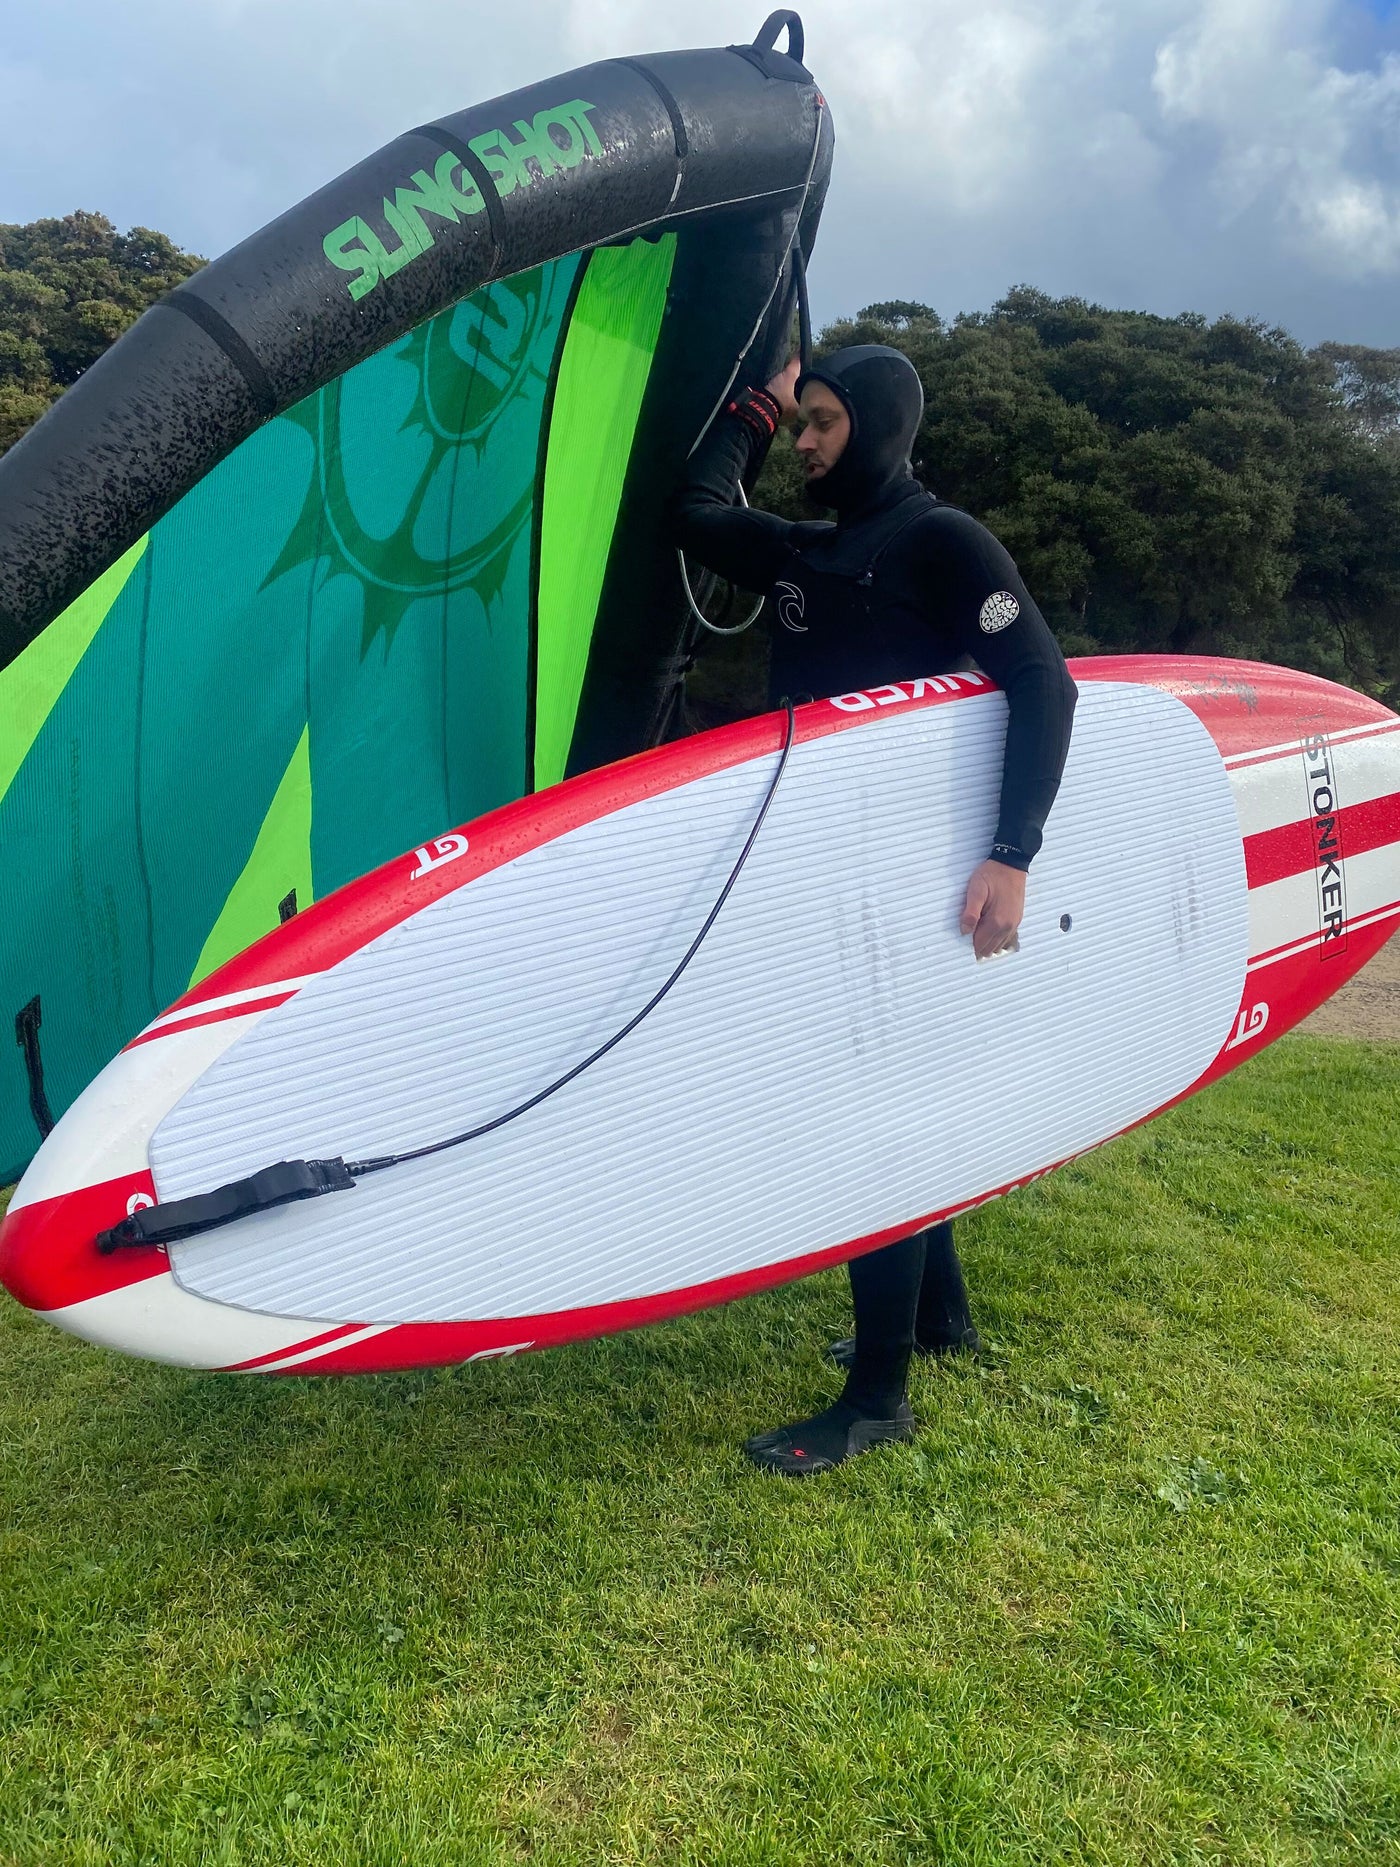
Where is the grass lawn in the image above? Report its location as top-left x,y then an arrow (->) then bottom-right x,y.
1,1035 -> 1397,1866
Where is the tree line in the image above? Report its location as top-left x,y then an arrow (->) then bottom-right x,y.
1,213 -> 1396,702
0,212 -> 202,455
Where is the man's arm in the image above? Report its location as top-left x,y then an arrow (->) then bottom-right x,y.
928,510 -> 1077,958
668,374 -> 799,595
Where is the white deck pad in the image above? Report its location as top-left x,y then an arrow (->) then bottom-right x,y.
155,682 -> 1248,1325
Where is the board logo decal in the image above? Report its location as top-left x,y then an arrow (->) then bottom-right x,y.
829,672 -> 990,713
411,834 -> 470,879
979,591 -> 1019,633
1225,1002 -> 1269,1050
775,581 -> 807,632
1300,731 -> 1347,953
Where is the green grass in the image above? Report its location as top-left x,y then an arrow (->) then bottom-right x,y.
1,1035 -> 1398,1866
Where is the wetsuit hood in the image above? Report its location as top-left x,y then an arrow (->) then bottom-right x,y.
796,344 -> 924,518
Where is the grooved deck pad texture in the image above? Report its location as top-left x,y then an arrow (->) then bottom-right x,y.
160,683 -> 1248,1323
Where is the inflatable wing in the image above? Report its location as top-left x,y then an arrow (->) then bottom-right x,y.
0,14 -> 832,1182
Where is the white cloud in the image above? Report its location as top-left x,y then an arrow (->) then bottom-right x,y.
1153,0 -> 1400,274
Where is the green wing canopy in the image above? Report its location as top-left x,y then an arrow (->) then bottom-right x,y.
0,29 -> 832,1180
0,238 -> 675,1166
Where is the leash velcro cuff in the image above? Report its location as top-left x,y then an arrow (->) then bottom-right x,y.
96,1157 -> 356,1253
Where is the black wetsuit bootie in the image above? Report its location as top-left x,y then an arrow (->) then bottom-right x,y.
742,1397 -> 915,1476
746,1225 -> 926,1475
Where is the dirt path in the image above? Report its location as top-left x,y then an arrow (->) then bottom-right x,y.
1298,928 -> 1400,1041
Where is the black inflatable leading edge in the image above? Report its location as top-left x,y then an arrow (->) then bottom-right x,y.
0,23 -> 832,660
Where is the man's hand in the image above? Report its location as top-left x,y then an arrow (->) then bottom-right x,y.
765,357 -> 802,425
960,859 -> 1027,961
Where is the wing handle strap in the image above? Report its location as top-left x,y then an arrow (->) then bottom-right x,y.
96,1157 -> 355,1253
754,11 -> 804,62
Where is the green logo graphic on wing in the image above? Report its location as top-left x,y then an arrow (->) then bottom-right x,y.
265,260 -> 578,654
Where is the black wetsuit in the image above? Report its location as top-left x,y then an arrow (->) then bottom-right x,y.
673,348 -> 1077,870
670,345 -> 1077,1468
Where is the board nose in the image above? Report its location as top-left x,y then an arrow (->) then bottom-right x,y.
0,1175 -> 166,1316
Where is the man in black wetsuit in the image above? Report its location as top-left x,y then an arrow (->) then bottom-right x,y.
671,343 -> 1077,1476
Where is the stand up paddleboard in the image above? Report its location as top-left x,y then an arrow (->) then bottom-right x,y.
3,655 -> 1398,1374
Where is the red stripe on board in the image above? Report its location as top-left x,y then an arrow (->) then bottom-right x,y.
124,992 -> 298,1050
223,1323 -> 368,1372
148,658 -> 1357,1037
1244,790 -> 1400,890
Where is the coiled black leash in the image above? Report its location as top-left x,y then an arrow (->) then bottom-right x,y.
98,702 -> 798,1254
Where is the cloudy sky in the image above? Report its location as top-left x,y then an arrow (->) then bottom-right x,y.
2,0 -> 1398,345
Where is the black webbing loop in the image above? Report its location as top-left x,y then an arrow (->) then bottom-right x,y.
14,995 -> 54,1140
96,1157 -> 355,1253
754,11 -> 804,62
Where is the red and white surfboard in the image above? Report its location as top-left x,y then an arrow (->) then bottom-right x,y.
3,655 -> 1397,1375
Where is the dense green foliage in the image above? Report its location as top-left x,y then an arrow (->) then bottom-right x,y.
0,211 -> 203,454
758,292 -> 1400,703
1,1037 -> 1397,1863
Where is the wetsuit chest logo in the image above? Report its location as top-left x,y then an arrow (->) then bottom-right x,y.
775,581 -> 807,632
